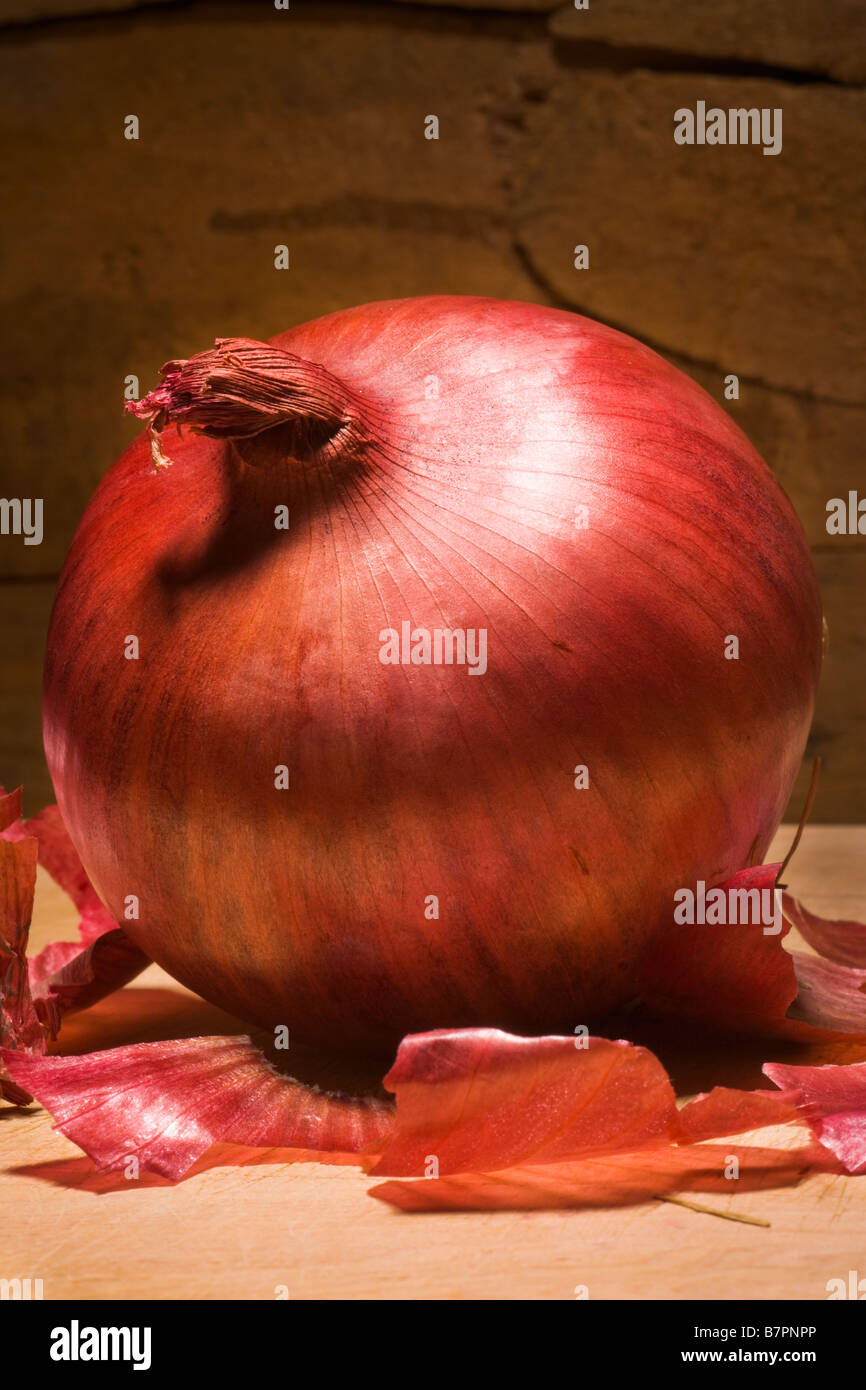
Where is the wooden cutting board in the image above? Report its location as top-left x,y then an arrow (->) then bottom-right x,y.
2,826 -> 864,1301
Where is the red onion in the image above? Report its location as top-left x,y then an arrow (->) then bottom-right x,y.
43,296 -> 822,1050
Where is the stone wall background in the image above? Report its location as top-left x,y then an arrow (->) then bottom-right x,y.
1,0 -> 863,818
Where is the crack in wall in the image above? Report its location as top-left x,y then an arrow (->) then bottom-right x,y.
510,240 -> 865,412
209,191 -> 863,411
475,61 -> 866,411
2,1 -> 862,94
549,38 -> 858,90
210,196 -> 504,241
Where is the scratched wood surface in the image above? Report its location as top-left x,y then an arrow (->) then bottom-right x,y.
1,825 -> 864,1301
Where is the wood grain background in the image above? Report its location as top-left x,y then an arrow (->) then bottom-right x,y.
1,0 -> 864,817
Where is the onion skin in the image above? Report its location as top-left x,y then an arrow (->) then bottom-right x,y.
43,296 -> 822,1051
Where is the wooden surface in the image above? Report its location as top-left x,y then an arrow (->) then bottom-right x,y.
2,825 -> 865,1301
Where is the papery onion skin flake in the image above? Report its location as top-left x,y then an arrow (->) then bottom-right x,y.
4,1024 -> 854,1188
42,296 -> 822,1049
0,792 -> 148,1069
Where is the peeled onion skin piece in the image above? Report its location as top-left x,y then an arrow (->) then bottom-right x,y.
0,830 -> 44,1101
676,1085 -> 802,1142
640,863 -> 866,1040
782,897 -> 866,969
0,792 -> 148,1105
0,785 -> 24,834
368,1031 -> 843,1213
3,1023 -> 859,1199
369,1028 -> 679,1178
43,298 -> 823,1049
2,1037 -> 393,1182
2,797 -> 149,1024
0,1024 -> 819,1188
764,1060 -> 866,1175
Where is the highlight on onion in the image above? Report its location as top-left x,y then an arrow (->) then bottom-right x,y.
39,296 -> 825,1052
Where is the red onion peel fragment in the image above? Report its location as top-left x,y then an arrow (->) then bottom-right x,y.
4,1038 -> 392,1181
5,1019 -> 865,1205
640,863 -> 866,1039
0,793 -> 148,1103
